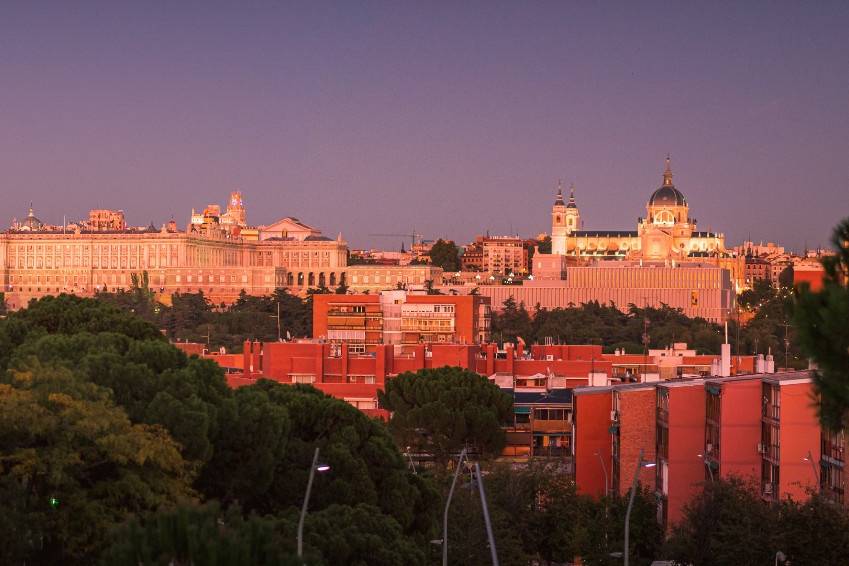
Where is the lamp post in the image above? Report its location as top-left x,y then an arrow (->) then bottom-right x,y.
594,450 -> 609,496
697,453 -> 714,482
442,448 -> 467,566
297,447 -> 331,558
804,450 -> 820,492
623,448 -> 655,566
474,462 -> 499,566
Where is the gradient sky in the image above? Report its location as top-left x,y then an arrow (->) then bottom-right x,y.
2,1 -> 848,251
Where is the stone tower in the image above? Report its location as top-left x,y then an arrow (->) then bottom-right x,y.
564,183 -> 580,236
551,180 -> 568,255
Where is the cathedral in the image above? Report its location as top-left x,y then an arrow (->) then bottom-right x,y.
550,158 -> 743,287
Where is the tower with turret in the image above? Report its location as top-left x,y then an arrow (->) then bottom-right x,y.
551,182 -> 567,255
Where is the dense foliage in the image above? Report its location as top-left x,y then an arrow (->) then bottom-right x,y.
429,239 -> 461,272
378,366 -> 513,463
491,292 -> 804,363
0,295 -> 436,565
95,280 -> 314,352
794,217 -> 849,429
442,464 -> 663,566
665,478 -> 849,566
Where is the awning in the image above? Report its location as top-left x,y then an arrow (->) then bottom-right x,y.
513,406 -> 531,414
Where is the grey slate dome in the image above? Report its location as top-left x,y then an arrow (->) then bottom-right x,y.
21,206 -> 44,230
648,157 -> 687,206
649,185 -> 687,206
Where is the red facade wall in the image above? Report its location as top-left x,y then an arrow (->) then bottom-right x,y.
617,388 -> 657,496
717,378 -> 761,481
666,385 -> 707,527
778,381 -> 820,500
574,390 -> 612,497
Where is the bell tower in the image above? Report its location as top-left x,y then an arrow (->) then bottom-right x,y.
564,183 -> 580,236
551,180 -> 568,255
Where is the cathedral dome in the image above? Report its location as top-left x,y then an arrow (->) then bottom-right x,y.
648,157 -> 687,207
20,206 -> 44,230
649,185 -> 687,207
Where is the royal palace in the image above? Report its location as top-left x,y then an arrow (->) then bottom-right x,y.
0,192 -> 348,309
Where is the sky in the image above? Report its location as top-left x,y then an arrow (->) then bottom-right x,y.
2,1 -> 848,252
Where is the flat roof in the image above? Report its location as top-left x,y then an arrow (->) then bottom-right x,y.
762,370 -> 813,385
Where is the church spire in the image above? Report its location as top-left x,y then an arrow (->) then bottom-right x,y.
567,183 -> 577,208
663,154 -> 674,187
554,179 -> 565,205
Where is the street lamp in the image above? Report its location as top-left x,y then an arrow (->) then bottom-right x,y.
594,450 -> 609,496
623,448 -> 655,566
297,447 -> 331,558
442,448 -> 467,566
803,450 -> 820,491
473,462 -> 500,566
697,454 -> 714,482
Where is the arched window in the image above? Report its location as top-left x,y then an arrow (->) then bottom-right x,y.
308,272 -> 315,286
329,272 -> 337,286
287,272 -> 294,286
297,272 -> 304,286
654,210 -> 674,225
318,272 -> 326,287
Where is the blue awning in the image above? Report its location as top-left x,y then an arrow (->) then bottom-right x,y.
513,406 -> 531,414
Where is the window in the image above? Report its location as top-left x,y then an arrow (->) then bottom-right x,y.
533,408 -> 568,421
348,344 -> 366,354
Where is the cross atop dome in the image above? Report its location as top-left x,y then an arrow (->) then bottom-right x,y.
663,154 -> 673,187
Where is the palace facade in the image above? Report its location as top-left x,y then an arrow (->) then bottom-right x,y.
0,192 -> 348,309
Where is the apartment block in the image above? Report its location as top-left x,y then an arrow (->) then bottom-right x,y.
760,373 -> 820,502
312,290 -> 492,353
703,375 -> 763,482
656,380 -> 707,527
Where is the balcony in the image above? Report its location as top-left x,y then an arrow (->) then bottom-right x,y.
532,446 -> 571,459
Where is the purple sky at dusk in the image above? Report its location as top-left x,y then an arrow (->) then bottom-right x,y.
2,2 -> 848,252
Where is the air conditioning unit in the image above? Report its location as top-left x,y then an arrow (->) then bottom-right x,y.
610,410 -> 618,422
545,354 -> 554,361
706,443 -> 713,454
757,442 -> 766,454
763,483 -> 773,495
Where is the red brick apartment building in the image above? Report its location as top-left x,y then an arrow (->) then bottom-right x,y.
185,337 -> 833,525
573,383 -> 657,498
655,380 -> 707,527
312,291 -> 492,353
703,375 -> 763,483
760,373 -> 820,502
573,370 -> 823,530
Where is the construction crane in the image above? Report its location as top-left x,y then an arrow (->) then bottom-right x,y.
368,230 -> 426,249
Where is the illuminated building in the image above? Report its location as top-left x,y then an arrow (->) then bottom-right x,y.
1,194 -> 347,309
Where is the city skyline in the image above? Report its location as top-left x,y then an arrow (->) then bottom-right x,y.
2,2 -> 848,251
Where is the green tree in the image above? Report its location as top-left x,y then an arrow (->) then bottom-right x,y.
428,239 -> 461,272
665,478 -> 778,566
537,235 -> 552,254
100,503 -> 311,566
301,504 -> 428,566
794,217 -> 849,428
491,297 -> 533,344
0,365 -> 194,565
196,386 -> 290,506
222,381 -> 439,543
378,367 -> 512,463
